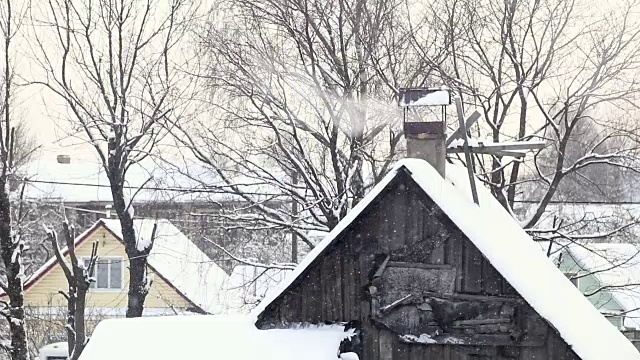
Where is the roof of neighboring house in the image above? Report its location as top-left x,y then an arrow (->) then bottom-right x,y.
518,202 -> 640,241
21,159 -> 182,203
559,242 -> 640,329
78,315 -> 354,360
102,219 -> 233,314
227,265 -> 292,313
18,218 -> 234,314
20,158 -> 287,204
253,158 -> 640,360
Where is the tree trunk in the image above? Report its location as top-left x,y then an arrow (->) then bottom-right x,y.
108,139 -> 152,318
7,297 -> 26,360
71,290 -> 87,360
0,185 -> 28,360
126,250 -> 149,318
117,204 -> 150,318
66,288 -> 77,357
114,193 -> 150,318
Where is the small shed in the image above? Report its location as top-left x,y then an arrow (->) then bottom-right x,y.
252,158 -> 640,360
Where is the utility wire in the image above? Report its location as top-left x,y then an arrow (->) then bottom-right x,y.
21,179 -> 640,206
23,178 -> 283,197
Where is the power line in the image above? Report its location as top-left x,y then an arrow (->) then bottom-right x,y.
23,178 -> 284,197
513,200 -> 640,205
24,178 -> 209,193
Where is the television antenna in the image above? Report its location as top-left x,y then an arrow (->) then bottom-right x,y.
398,87 -> 545,205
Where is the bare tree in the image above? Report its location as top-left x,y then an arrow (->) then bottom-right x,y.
31,0 -> 197,317
43,221 -> 98,360
166,0 -> 451,252
412,0 -> 640,229
0,0 -> 31,359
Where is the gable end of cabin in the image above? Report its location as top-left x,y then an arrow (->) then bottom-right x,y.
257,169 -> 580,360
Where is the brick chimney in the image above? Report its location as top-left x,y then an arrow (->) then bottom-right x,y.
104,204 -> 117,219
404,121 -> 446,177
399,87 -> 450,177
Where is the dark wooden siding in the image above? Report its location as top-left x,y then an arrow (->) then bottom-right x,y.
257,170 -> 579,360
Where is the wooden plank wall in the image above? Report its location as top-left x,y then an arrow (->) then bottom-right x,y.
257,172 -> 579,360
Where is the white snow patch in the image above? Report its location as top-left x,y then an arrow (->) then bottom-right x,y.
399,89 -> 451,106
39,342 -> 68,359
253,158 -> 640,360
339,352 -> 359,360
10,245 -> 20,264
78,315 -> 352,360
400,334 -> 437,344
129,220 -> 155,251
448,138 -> 479,147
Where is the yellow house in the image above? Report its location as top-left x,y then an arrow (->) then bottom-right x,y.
11,218 -> 233,317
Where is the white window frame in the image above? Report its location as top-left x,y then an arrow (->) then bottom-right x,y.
83,257 -> 125,292
604,313 -> 626,329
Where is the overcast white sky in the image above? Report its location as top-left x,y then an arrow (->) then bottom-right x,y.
13,0 -> 212,163
14,0 -> 640,164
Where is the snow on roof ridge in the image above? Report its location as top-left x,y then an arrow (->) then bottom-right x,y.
253,158 -> 640,360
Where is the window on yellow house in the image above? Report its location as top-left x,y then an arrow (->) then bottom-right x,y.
84,258 -> 123,290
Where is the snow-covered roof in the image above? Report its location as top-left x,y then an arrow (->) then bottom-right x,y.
561,242 -> 640,329
518,202 -> 640,241
38,342 -> 68,360
18,219 -> 234,314
20,158 -> 286,204
101,219 -> 233,314
227,265 -> 291,313
21,159 -> 180,203
78,315 -> 354,360
253,158 -> 640,360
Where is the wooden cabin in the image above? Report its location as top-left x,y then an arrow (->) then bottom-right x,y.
252,156 -> 640,359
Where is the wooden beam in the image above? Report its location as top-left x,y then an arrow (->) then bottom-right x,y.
373,255 -> 391,278
454,97 -> 479,204
422,291 -> 523,303
452,318 -> 511,327
380,294 -> 413,314
485,150 -> 528,158
387,261 -> 454,270
445,110 -> 481,146
447,140 -> 546,153
399,333 -> 545,347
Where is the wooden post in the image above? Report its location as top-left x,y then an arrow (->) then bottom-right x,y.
291,171 -> 298,263
454,97 -> 479,204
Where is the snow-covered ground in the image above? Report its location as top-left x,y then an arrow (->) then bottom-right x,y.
78,315 -> 355,360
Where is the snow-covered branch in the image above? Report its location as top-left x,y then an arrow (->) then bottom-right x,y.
204,238 -> 296,271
